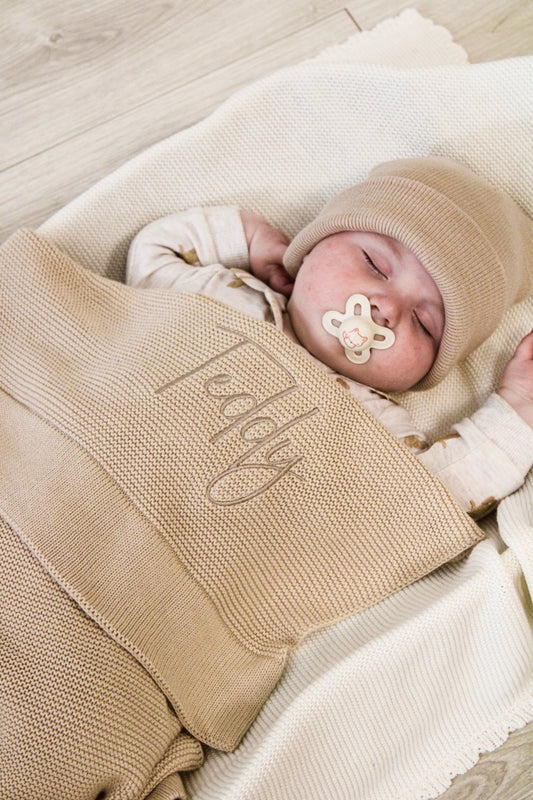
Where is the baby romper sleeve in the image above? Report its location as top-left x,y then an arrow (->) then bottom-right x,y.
126,206 -> 249,290
418,393 -> 533,518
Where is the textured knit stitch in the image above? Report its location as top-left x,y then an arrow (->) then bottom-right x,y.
0,229 -> 483,795
0,519 -> 201,800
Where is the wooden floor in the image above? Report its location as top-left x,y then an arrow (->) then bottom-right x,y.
2,1 -> 532,797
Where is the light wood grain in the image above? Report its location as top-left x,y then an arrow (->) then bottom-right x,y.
346,0 -> 533,61
439,721 -> 533,799
0,8 -> 355,238
0,0 -> 347,170
1,2 -> 533,798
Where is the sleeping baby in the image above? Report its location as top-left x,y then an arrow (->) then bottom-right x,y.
126,157 -> 533,519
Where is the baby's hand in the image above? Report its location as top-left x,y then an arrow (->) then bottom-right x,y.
240,210 -> 294,297
497,330 -> 533,429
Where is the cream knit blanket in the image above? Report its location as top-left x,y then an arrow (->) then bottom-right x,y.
38,10 -> 533,800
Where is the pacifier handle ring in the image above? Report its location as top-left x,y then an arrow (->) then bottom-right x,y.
347,294 -> 371,318
321,293 -> 395,364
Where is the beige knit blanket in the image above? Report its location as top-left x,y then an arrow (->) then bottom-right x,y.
14,8 -> 533,800
0,227 -> 480,798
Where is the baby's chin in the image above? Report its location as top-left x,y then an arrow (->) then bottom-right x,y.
321,351 -> 423,393
347,362 -> 426,393
317,337 -> 430,392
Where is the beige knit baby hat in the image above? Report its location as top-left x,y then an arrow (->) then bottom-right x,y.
283,157 -> 533,389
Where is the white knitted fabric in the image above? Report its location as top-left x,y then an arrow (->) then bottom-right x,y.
39,10 -> 533,800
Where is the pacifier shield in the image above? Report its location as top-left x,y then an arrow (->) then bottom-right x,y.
322,294 -> 395,364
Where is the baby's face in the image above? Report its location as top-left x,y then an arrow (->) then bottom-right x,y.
287,231 -> 444,392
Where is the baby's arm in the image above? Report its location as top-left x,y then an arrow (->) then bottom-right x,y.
497,330 -> 533,428
417,332 -> 533,519
240,211 -> 293,297
126,207 -> 250,290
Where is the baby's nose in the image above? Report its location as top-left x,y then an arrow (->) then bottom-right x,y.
371,297 -> 399,329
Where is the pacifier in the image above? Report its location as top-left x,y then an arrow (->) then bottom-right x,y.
322,294 -> 395,364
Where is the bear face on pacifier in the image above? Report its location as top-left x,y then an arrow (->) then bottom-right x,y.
322,294 -> 395,364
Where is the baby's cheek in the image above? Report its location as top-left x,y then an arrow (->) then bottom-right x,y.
404,337 -> 434,374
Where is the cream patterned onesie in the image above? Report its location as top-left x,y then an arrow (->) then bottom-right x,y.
126,206 -> 533,519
